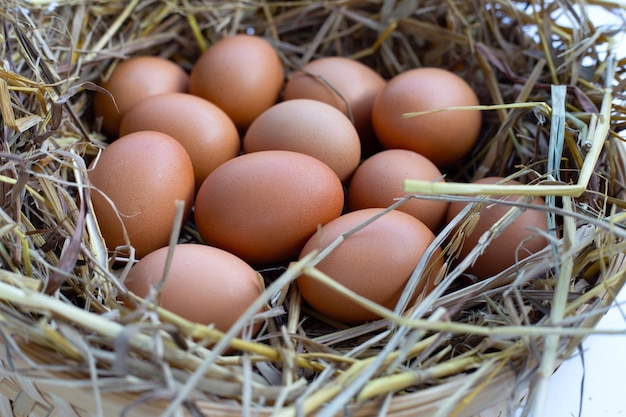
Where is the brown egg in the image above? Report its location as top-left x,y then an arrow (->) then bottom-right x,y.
297,208 -> 443,324
119,93 -> 240,189
243,99 -> 361,182
347,149 -> 449,232
124,244 -> 263,334
189,34 -> 284,130
93,56 -> 189,139
194,150 -> 344,265
445,177 -> 550,279
372,67 -> 481,168
283,57 -> 386,156
88,131 -> 195,258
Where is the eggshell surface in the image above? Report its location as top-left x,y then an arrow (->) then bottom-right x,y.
119,93 -> 240,188
189,34 -> 284,130
445,177 -> 550,279
194,150 -> 344,265
93,56 -> 189,139
372,67 -> 481,168
283,57 -> 386,155
297,208 -> 443,324
88,131 -> 195,258
347,149 -> 449,232
124,244 -> 263,333
243,99 -> 361,182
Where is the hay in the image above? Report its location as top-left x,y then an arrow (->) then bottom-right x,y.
0,0 -> 625,416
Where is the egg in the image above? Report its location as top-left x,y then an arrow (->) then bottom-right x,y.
297,208 -> 443,324
372,67 -> 481,168
124,244 -> 263,334
283,57 -> 386,156
243,99 -> 361,182
88,131 -> 195,258
189,34 -> 284,130
194,150 -> 344,265
119,93 -> 240,189
347,149 -> 449,232
93,56 -> 189,139
445,177 -> 550,279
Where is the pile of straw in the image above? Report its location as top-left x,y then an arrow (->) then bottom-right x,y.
0,1 -> 625,416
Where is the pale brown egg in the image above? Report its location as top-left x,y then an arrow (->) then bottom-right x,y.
445,176 -> 550,279
194,150 -> 344,265
283,57 -> 386,156
93,56 -> 189,139
189,34 -> 284,130
243,99 -> 361,182
124,244 -> 263,334
347,149 -> 449,232
372,67 -> 481,168
119,93 -> 240,189
88,131 -> 195,259
297,208 -> 443,324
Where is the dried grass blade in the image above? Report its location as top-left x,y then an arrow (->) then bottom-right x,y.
527,196 -> 577,417
0,79 -> 17,131
436,357 -> 510,417
0,279 -> 246,384
87,0 -> 141,60
547,85 -> 566,182
44,193 -> 85,295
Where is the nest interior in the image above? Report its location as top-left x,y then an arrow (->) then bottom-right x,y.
0,1 -> 626,416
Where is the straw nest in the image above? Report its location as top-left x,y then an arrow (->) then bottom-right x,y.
1,0 -> 625,416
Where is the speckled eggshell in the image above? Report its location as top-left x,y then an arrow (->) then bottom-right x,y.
243,99 -> 361,182
372,67 -> 481,168
347,149 -> 449,232
445,176 -> 550,279
93,56 -> 189,139
189,34 -> 284,130
119,93 -> 240,189
283,57 -> 386,156
124,244 -> 263,333
88,131 -> 195,258
297,208 -> 443,324
194,150 -> 344,265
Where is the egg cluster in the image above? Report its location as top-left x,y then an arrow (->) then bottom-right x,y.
90,34 -> 550,330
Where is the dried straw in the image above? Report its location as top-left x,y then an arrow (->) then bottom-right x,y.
0,1 -> 625,416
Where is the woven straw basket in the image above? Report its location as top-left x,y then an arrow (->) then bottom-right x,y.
1,1 -> 626,416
